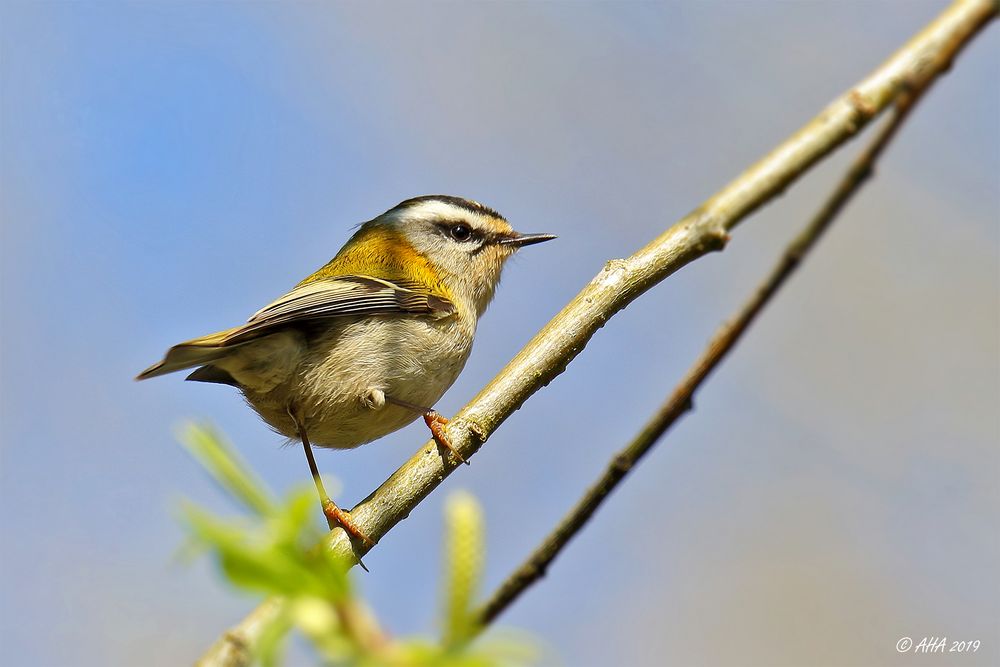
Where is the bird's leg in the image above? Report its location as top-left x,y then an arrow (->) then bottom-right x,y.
384,395 -> 468,465
287,407 -> 374,548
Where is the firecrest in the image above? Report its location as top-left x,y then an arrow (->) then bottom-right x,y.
137,195 -> 555,545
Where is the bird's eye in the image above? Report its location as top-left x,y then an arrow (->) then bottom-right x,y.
449,223 -> 473,242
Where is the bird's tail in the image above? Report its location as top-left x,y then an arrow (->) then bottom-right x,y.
135,327 -> 243,380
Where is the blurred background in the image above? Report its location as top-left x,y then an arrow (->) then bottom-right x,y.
2,2 -> 997,666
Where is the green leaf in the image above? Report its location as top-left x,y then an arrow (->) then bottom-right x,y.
178,422 -> 276,516
175,426 -> 539,666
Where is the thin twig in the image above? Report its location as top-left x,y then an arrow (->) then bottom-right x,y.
474,73 -> 941,629
195,597 -> 286,667
198,2 -> 996,664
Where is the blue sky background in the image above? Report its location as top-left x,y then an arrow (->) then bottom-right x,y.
2,2 -> 998,666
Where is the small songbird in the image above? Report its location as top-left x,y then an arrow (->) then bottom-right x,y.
137,195 -> 554,545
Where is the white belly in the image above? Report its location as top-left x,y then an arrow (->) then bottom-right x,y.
239,313 -> 475,448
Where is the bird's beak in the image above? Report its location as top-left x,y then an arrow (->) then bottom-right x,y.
498,232 -> 557,248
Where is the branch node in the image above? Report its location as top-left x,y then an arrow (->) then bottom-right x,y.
462,418 -> 488,444
611,453 -> 633,476
598,259 -> 629,288
856,163 -> 875,183
848,89 -> 877,122
706,227 -> 730,252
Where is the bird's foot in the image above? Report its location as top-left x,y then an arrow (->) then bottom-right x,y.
323,500 -> 374,549
423,410 -> 468,465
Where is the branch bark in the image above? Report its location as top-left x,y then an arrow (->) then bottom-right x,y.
474,66 -> 943,628
195,597 -> 285,667
198,1 -> 997,663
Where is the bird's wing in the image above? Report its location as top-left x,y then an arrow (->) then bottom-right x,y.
234,274 -> 455,341
135,275 -> 454,381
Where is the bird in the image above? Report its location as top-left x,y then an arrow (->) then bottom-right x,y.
137,195 -> 555,546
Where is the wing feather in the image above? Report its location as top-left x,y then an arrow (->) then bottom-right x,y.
231,275 -> 453,342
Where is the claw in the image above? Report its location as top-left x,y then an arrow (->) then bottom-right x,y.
323,500 -> 375,549
423,411 -> 468,465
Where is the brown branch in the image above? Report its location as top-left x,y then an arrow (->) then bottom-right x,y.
198,2 -> 997,664
475,69 -> 943,629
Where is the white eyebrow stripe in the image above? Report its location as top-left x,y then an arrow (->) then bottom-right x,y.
386,200 -> 489,225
